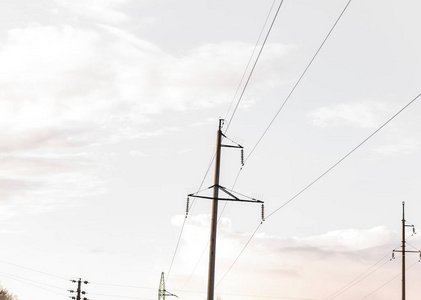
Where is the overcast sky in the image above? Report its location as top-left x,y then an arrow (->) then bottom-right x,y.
0,1 -> 421,300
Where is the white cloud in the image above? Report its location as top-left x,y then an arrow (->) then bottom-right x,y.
0,24 -> 292,153
309,102 -> 390,129
373,138 -> 421,156
55,0 -> 131,24
0,23 -> 293,217
169,218 -> 405,299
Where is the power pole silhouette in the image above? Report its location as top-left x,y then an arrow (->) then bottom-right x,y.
188,119 -> 264,300
69,278 -> 89,300
158,272 -> 177,300
392,202 -> 420,300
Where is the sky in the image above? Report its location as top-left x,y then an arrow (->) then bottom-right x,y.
0,0 -> 421,300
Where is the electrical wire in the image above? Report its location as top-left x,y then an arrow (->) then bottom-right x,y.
325,245 -> 399,299
167,0 -> 283,284
215,221 -> 262,289
89,292 -> 155,300
211,92 -> 421,292
265,92 -> 421,220
244,0 -> 353,163
224,0 -> 278,122
359,260 -> 420,300
0,271 -> 66,291
326,257 -> 393,299
0,259 -> 67,280
90,282 -> 156,290
166,148 -> 216,283
0,272 -> 68,297
225,0 -> 285,133
175,288 -> 322,300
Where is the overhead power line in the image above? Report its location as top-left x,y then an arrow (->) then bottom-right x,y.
0,259 -> 67,280
166,0 -> 285,286
265,92 -> 421,220
225,0 -> 285,133
359,260 -> 420,300
213,92 -> 421,289
245,0 -> 353,163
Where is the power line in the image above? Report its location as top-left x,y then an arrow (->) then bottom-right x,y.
215,221 -> 262,289
225,0 -> 285,133
0,272 -> 68,297
326,256 -> 393,299
166,147 -> 216,282
265,92 -> 421,220
244,0 -> 353,163
90,282 -> 156,290
175,288 -> 322,300
224,0 -> 278,123
0,271 -> 66,291
211,92 -> 421,291
166,0 -> 284,284
359,260 -> 420,300
89,292 -> 155,300
0,259 -> 67,280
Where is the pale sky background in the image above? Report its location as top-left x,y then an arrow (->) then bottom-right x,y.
0,1 -> 421,300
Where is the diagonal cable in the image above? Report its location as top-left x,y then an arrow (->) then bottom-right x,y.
245,0 -> 353,163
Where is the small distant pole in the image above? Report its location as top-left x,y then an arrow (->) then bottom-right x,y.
392,202 -> 420,300
158,272 -> 177,300
402,201 -> 406,300
69,278 -> 89,300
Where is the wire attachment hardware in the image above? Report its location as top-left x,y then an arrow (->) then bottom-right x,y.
185,197 -> 190,217
261,203 -> 265,223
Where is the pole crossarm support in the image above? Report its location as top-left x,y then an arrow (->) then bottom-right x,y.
393,250 -> 421,253
220,133 -> 243,149
188,184 -> 263,204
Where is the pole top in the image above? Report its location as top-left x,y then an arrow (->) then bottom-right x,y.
218,119 -> 224,130
403,201 -> 405,206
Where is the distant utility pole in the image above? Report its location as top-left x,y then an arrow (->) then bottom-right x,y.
188,119 -> 264,300
158,272 -> 177,300
392,202 -> 420,300
69,278 -> 89,300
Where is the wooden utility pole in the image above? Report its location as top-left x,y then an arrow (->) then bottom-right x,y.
392,202 -> 420,300
69,278 -> 88,300
402,201 -> 406,300
186,119 -> 263,300
207,119 -> 223,300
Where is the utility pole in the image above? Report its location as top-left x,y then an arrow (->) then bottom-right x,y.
392,202 -> 420,300
158,272 -> 177,300
207,118 -> 223,300
69,278 -> 89,300
188,119 -> 264,300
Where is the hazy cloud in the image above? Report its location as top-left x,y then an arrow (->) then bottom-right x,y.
0,24 -> 292,153
170,215 -> 401,299
309,102 -> 390,129
55,0 -> 131,24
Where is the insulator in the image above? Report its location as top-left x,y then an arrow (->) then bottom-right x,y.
392,252 -> 395,259
186,197 -> 190,216
240,149 -> 244,166
261,203 -> 265,222
413,227 -> 416,234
